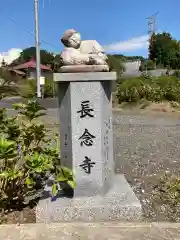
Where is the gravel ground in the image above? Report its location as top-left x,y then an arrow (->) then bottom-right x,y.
0,208 -> 36,225
5,109 -> 180,222
113,114 -> 180,221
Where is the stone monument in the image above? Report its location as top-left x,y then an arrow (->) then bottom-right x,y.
59,28 -> 109,73
36,29 -> 141,222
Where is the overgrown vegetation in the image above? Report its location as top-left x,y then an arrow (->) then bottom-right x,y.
0,67 -> 20,99
139,32 -> 180,71
116,75 -> 180,104
0,99 -> 75,216
19,78 -> 57,98
149,32 -> 180,69
150,172 -> 180,221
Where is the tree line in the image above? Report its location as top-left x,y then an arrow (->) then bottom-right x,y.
141,32 -> 180,71
7,46 -> 143,75
3,31 -> 180,76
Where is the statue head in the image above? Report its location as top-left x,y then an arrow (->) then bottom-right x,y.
61,29 -> 81,49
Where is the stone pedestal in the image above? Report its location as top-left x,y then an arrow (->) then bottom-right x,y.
36,72 -> 142,222
56,72 -> 115,197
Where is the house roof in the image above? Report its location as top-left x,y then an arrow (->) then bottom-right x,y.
12,60 -> 51,71
9,68 -> 26,76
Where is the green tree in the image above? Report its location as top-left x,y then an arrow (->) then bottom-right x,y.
0,68 -> 20,99
9,47 -> 54,66
51,54 -> 63,72
149,33 -> 157,61
149,32 -> 180,69
107,55 -> 124,78
139,59 -> 155,71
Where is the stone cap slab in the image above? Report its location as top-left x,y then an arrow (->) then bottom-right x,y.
60,65 -> 109,73
54,72 -> 116,82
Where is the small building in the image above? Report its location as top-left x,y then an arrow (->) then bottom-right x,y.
121,61 -> 174,78
121,60 -> 142,78
11,59 -> 53,79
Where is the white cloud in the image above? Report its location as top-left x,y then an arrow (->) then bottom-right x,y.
104,35 -> 149,52
0,48 -> 22,65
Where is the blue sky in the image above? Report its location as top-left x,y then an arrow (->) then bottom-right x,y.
1,0 -> 180,63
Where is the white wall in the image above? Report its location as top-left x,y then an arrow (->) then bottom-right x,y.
28,69 -> 53,79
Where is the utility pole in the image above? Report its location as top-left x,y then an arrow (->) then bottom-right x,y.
34,0 -> 41,98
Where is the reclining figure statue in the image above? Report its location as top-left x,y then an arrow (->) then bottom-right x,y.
60,29 -> 109,72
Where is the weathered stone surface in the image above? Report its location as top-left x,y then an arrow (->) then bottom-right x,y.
36,72 -> 141,222
60,29 -> 109,68
36,175 -> 141,222
54,72 -> 116,82
57,76 -> 115,197
0,222 -> 180,240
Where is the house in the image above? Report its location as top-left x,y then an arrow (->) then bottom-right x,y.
121,61 -> 175,78
10,59 -> 53,79
8,68 -> 26,78
121,60 -> 142,78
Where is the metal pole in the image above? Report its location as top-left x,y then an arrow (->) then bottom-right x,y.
34,0 -> 41,98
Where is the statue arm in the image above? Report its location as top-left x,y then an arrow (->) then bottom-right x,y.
61,49 -> 92,65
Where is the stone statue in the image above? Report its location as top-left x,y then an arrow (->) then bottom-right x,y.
59,29 -> 109,72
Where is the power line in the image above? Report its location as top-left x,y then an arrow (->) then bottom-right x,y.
6,15 -> 58,51
6,1 -> 56,98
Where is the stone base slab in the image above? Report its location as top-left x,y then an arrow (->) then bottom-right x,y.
1,223 -> 180,239
36,174 -> 142,223
54,71 -> 116,82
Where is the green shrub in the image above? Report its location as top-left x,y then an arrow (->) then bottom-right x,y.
152,76 -> 180,102
0,66 -> 20,99
116,75 -> 180,104
139,60 -> 155,71
172,70 -> 180,78
18,79 -> 36,98
145,172 -> 180,222
0,99 -> 75,211
153,173 -> 180,207
43,78 -> 57,98
116,77 -> 151,103
19,78 -> 57,98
